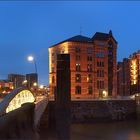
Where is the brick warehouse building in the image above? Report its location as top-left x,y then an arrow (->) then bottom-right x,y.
117,50 -> 140,96
48,30 -> 117,98
129,51 -> 140,95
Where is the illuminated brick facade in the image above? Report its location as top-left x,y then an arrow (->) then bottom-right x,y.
130,51 -> 140,94
117,50 -> 140,96
49,31 -> 117,98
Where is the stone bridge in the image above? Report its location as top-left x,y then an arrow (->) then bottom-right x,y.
0,87 -> 49,139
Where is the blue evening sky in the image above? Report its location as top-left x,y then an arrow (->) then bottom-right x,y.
0,1 -> 139,85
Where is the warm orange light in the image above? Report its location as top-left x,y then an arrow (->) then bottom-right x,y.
130,59 -> 138,85
102,90 -> 108,97
33,82 -> 37,86
39,85 -> 44,89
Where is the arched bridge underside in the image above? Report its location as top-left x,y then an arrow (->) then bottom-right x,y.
0,87 -> 35,115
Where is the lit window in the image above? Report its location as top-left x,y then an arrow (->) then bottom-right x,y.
76,64 -> 81,71
76,74 -> 81,82
87,74 -> 92,83
87,64 -> 92,72
75,86 -> 81,94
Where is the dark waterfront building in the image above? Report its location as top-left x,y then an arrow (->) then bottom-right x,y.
8,74 -> 25,88
117,50 -> 140,96
49,30 -> 118,98
26,73 -> 38,89
117,58 -> 131,96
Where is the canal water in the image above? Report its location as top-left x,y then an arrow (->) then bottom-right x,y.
71,121 -> 140,140
45,120 -> 140,140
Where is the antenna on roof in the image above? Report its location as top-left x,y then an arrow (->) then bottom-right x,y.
80,26 -> 82,35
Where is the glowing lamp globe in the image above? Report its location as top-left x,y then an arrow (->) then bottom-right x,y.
27,56 -> 34,62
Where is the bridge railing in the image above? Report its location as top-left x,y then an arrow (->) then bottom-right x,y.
34,96 -> 49,128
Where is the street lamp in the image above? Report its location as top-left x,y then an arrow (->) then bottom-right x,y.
27,55 -> 37,74
102,90 -> 107,98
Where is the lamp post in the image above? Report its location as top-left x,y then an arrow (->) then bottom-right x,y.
27,55 -> 38,96
27,55 -> 37,74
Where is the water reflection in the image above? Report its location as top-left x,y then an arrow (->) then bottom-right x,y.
40,120 -> 140,140
71,121 -> 140,140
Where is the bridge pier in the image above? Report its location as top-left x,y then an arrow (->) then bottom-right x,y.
55,54 -> 71,140
0,103 -> 39,139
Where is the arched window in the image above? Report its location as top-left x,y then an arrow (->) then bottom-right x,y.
87,64 -> 92,72
87,74 -> 92,83
76,64 -> 81,71
75,86 -> 81,94
76,74 -> 81,82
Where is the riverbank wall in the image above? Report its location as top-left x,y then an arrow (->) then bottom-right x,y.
48,99 -> 136,124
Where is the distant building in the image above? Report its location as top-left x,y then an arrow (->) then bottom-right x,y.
48,30 -> 118,98
117,50 -> 140,96
117,58 -> 131,96
26,73 -> 38,89
8,74 -> 25,88
0,80 -> 14,93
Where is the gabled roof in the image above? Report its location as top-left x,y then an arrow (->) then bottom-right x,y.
92,30 -> 117,44
49,31 -> 117,48
49,35 -> 91,48
66,35 -> 91,42
92,32 -> 109,41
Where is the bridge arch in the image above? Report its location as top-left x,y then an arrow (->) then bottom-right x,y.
0,87 -> 35,115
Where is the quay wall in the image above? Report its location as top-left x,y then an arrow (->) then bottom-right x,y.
48,100 -> 136,123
